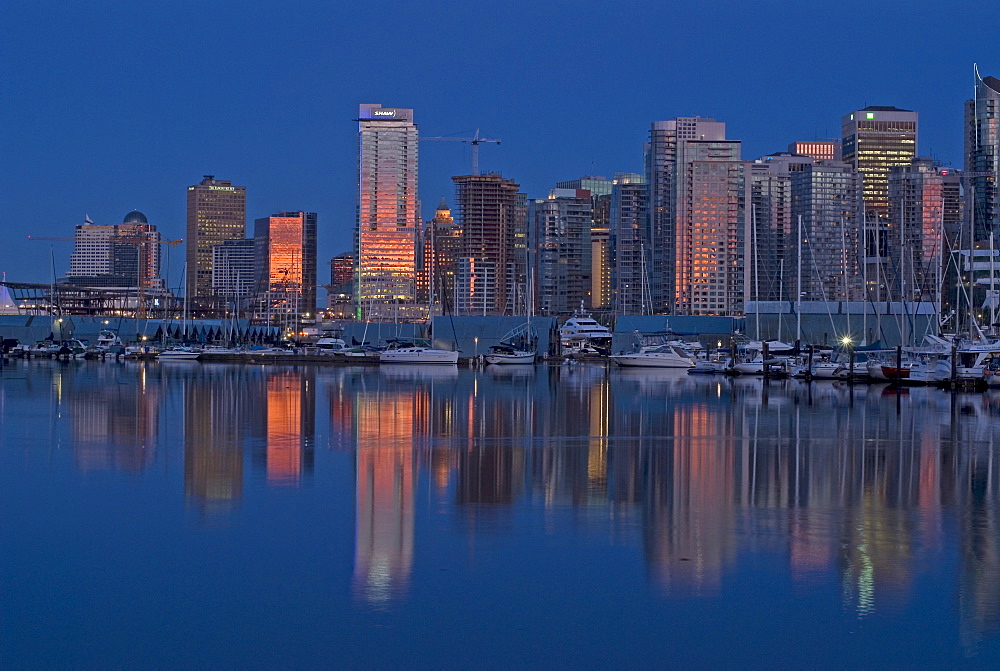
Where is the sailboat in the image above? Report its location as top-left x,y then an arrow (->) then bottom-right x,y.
486,321 -> 537,365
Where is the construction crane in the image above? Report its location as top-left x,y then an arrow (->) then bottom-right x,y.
420,128 -> 501,175
27,236 -> 74,241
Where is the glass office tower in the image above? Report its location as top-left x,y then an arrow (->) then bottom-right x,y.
356,104 -> 420,321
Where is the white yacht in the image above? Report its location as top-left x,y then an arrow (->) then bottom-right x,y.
379,339 -> 459,365
315,337 -> 349,354
158,346 -> 202,361
559,305 -> 612,355
611,344 -> 695,369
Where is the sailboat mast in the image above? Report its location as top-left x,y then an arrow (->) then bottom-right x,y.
797,214 -> 802,343
753,204 -> 760,339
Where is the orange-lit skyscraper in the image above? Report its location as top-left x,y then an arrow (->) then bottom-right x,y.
357,104 -> 420,320
254,211 -> 318,326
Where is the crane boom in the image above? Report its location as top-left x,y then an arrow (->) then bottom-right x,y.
419,128 -> 501,175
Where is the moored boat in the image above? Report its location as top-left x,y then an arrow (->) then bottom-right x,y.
379,339 -> 459,365
611,344 -> 694,368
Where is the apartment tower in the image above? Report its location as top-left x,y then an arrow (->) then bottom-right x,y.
451,173 -> 523,315
965,66 -> 1000,243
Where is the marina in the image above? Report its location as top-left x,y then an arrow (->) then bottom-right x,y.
2,359 -> 999,667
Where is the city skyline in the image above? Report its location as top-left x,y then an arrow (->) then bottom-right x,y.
2,1 -> 996,291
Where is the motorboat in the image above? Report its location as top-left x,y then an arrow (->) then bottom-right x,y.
485,343 -> 535,365
315,337 -> 349,354
559,304 -> 612,355
611,344 -> 694,368
730,340 -> 797,375
688,351 -> 730,374
379,339 -> 459,365
158,346 -> 202,361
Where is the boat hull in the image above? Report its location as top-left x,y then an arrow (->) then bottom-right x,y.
485,351 -> 535,365
380,348 -> 459,364
611,353 -> 693,368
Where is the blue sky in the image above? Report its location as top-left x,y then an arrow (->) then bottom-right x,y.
1,0 -> 996,288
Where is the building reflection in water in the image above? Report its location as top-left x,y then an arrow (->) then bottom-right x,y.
326,365 -> 1000,638
181,365 -> 252,512
69,363 -> 159,473
179,365 -> 315,512
349,366 -> 455,603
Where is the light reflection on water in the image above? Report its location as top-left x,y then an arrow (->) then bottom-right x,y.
1,358 -> 1000,666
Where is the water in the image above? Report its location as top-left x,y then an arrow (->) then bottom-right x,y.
2,359 -> 999,668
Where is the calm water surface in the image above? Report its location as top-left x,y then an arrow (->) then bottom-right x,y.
2,359 -> 1000,668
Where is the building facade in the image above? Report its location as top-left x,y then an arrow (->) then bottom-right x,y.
609,173 -> 648,315
424,198 -> 460,315
646,117 -> 727,314
212,238 -> 257,306
186,176 -> 247,308
841,106 -> 918,300
790,162 -> 863,303
888,158 -> 952,304
964,66 -> 1000,243
673,140 -> 748,316
531,189 -> 593,315
67,211 -> 163,289
356,104 -> 420,321
254,211 -> 317,327
451,173 -> 523,315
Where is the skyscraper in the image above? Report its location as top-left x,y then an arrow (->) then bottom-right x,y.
841,106 -> 917,300
425,198 -> 460,315
212,239 -> 257,307
609,173 -> 648,315
646,117 -> 727,314
451,173 -> 523,315
356,103 -> 419,320
790,162 -> 862,303
888,159 -> 949,303
673,139 -> 748,316
841,106 -> 918,218
964,66 -> 1000,242
186,175 -> 247,309
254,211 -> 318,327
531,189 -> 593,315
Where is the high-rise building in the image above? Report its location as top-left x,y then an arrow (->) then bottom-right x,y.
674,139 -> 749,316
790,162 -> 863,303
964,66 -> 1000,243
646,117 -> 727,314
424,198 -> 460,315
254,211 -> 318,327
451,173 -> 523,315
591,193 -> 612,309
557,177 -> 613,308
67,211 -> 162,289
531,189 -> 593,315
186,175 -> 247,308
841,106 -> 918,218
609,173 -> 648,315
356,104 -> 420,320
326,253 -> 355,319
841,106 -> 918,298
888,158 -> 951,303
212,239 -> 257,306
749,156 -> 800,302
